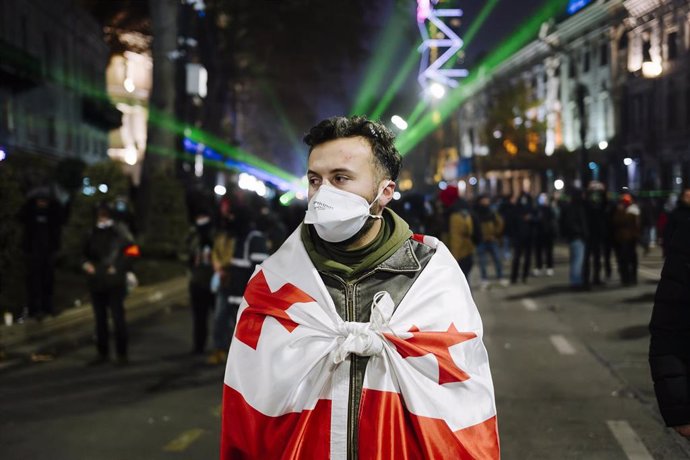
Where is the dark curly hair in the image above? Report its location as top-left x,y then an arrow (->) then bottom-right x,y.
303,116 -> 402,181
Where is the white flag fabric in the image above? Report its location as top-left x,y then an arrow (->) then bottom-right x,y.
221,228 -> 499,459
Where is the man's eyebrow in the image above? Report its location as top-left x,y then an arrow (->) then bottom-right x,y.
307,167 -> 356,176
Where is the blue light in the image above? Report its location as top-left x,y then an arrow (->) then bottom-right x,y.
567,0 -> 591,15
182,137 -> 297,192
588,161 -> 597,170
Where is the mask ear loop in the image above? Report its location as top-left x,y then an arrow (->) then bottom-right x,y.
368,180 -> 392,219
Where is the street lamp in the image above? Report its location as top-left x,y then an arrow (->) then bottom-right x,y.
391,115 -> 408,130
428,82 -> 446,99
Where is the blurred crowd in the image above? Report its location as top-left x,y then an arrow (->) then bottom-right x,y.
12,180 -> 690,364
392,184 -> 690,292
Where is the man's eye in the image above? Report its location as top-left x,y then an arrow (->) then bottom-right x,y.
334,176 -> 349,183
308,177 -> 320,186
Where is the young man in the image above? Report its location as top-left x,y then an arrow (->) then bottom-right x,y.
221,116 -> 498,459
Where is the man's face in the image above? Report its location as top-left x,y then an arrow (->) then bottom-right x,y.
307,136 -> 392,212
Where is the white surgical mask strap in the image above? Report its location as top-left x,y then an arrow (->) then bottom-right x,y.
368,180 -> 391,219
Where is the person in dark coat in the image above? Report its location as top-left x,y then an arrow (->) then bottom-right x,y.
649,220 -> 690,438
583,183 -> 608,286
510,192 -> 536,284
663,188 -> 690,256
186,208 -> 216,355
82,202 -> 138,365
19,189 -> 65,319
532,193 -> 557,277
559,188 -> 588,288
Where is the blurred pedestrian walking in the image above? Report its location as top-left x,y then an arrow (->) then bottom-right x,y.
510,192 -> 535,284
19,188 -> 64,320
475,194 -> 507,289
186,208 -> 215,355
533,193 -> 557,278
82,202 -> 138,365
559,188 -> 588,289
612,191 -> 641,286
649,219 -> 690,439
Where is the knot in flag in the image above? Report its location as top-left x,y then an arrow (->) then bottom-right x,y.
332,291 -> 395,364
333,321 -> 384,363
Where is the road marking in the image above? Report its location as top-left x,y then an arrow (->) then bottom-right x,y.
606,420 -> 653,460
521,298 -> 538,311
550,335 -> 576,355
163,428 -> 204,452
637,268 -> 660,280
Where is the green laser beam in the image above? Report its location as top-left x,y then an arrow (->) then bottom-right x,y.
406,99 -> 429,127
462,0 -> 500,50
0,42 -> 301,184
396,0 -> 570,157
369,44 -> 421,120
350,8 -> 408,116
259,80 -> 302,152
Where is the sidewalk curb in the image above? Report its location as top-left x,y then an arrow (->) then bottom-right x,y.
0,276 -> 189,360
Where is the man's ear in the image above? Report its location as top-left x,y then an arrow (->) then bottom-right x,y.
379,180 -> 396,208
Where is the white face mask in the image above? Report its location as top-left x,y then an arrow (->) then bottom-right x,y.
97,218 -> 114,229
304,183 -> 388,243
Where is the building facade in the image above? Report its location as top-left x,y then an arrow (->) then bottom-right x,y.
456,0 -> 690,196
0,0 -> 119,167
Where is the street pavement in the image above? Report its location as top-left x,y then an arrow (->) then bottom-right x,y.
472,245 -> 690,459
1,245 -> 689,459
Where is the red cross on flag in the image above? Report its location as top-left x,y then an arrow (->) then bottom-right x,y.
221,229 -> 499,459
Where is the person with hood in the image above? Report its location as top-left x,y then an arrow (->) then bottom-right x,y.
186,208 -> 216,356
611,191 -> 641,285
447,197 -> 480,279
559,188 -> 588,289
82,202 -> 138,365
510,192 -> 536,284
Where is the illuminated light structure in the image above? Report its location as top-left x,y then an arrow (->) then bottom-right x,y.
398,0 -> 572,157
416,0 -> 468,94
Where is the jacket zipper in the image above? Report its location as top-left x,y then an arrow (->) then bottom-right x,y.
345,281 -> 356,460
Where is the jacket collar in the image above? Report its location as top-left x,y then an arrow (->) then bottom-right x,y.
377,239 -> 421,273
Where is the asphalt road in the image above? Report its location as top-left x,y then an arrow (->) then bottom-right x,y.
1,246 -> 688,459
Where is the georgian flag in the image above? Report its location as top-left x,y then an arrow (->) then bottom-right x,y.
221,228 -> 499,459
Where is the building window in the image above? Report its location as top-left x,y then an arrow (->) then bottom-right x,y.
618,32 -> 628,50
667,31 -> 678,61
583,49 -> 591,73
569,58 -> 576,78
642,37 -> 652,63
600,42 -> 609,66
